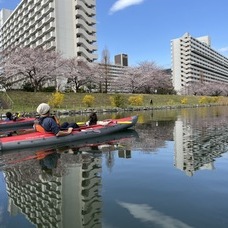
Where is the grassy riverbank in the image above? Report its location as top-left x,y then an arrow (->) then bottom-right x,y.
2,91 -> 228,113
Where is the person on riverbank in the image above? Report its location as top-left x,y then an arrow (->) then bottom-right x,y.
35,103 -> 79,136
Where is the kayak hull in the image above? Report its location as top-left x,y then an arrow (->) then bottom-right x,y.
0,118 -> 35,130
0,116 -> 138,151
4,129 -> 139,155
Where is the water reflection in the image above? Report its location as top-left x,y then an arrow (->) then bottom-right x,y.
1,130 -> 137,228
3,151 -> 102,227
0,106 -> 228,227
174,114 -> 228,176
118,201 -> 193,228
131,106 -> 228,176
134,120 -> 174,151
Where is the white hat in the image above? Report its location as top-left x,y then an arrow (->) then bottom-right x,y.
37,103 -> 50,115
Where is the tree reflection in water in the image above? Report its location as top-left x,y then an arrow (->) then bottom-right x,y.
0,133 -> 136,228
0,107 -> 228,227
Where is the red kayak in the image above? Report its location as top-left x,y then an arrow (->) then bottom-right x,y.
1,129 -> 139,166
0,116 -> 138,152
0,117 -> 35,130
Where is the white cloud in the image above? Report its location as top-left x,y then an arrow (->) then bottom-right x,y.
118,201 -> 193,228
109,0 -> 144,14
218,47 -> 228,53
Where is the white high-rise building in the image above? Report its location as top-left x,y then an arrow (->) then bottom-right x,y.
0,9 -> 13,57
0,9 -> 12,28
0,0 -> 97,62
171,32 -> 228,94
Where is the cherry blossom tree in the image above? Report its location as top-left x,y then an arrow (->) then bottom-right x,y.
88,62 -> 104,93
115,61 -> 173,94
86,61 -> 112,93
115,65 -> 142,93
2,47 -> 64,92
63,57 -> 93,93
0,70 -> 10,90
187,81 -> 228,96
137,61 -> 173,94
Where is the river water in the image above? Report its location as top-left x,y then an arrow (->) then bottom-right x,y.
0,106 -> 228,228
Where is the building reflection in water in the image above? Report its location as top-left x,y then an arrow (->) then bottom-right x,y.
2,134 -> 135,228
3,150 -> 102,227
118,149 -> 131,159
3,108 -> 228,226
174,117 -> 228,176
123,109 -> 228,177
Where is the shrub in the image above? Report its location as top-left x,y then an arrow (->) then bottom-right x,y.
198,96 -> 218,104
181,98 -> 188,104
167,99 -> 175,105
48,92 -> 64,108
128,95 -> 143,106
22,82 -> 34,92
41,86 -> 56,92
198,96 -> 207,104
218,96 -> 228,105
82,95 -> 95,107
110,94 -> 126,108
209,97 -> 219,103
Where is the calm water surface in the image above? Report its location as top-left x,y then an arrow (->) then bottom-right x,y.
0,106 -> 228,228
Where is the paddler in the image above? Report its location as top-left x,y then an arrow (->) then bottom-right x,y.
36,103 -> 79,136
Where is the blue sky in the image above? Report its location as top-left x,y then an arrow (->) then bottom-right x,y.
1,0 -> 228,68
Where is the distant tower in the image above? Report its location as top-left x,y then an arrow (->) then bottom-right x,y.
115,54 -> 128,66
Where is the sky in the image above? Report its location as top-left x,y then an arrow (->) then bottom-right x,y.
0,0 -> 228,68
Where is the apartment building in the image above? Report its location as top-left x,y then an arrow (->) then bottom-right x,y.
171,32 -> 228,94
98,63 -> 126,92
0,9 -> 12,59
0,9 -> 13,35
0,0 -> 97,62
98,54 -> 129,93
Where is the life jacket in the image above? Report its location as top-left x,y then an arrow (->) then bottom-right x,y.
34,123 -> 47,133
34,115 -> 59,133
34,115 -> 61,133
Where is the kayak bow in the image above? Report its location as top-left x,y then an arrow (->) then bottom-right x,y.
0,117 -> 35,130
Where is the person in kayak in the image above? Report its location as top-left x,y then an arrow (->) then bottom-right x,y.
86,112 -> 98,126
5,112 -> 19,121
36,103 -> 79,136
5,112 -> 14,121
86,112 -> 113,126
